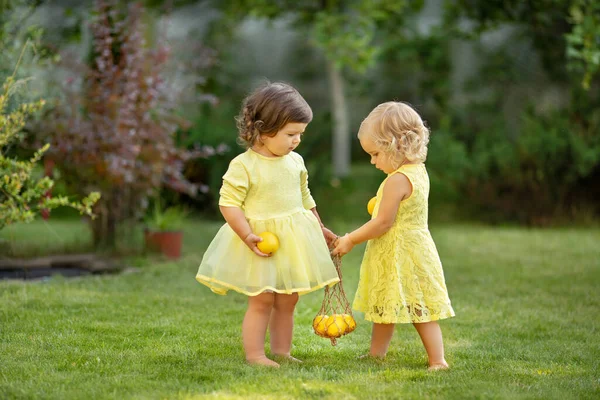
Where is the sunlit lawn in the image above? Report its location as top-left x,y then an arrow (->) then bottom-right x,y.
1,217 -> 599,399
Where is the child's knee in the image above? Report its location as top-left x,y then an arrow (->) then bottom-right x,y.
274,293 -> 299,311
249,292 -> 275,313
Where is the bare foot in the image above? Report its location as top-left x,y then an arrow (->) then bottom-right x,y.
428,361 -> 449,371
246,356 -> 280,368
272,354 -> 303,363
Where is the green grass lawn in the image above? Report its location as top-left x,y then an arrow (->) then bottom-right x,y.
1,219 -> 599,399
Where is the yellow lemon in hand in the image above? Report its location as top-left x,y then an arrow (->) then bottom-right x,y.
256,231 -> 279,255
315,314 -> 329,335
342,314 -> 356,333
326,314 -> 348,338
367,196 -> 377,215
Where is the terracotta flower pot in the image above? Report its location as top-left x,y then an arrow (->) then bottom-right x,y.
144,229 -> 183,259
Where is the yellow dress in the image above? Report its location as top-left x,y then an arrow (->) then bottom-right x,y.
196,149 -> 340,296
353,164 -> 455,324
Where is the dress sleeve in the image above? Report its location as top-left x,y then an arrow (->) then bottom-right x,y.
297,154 -> 317,210
218,158 -> 249,208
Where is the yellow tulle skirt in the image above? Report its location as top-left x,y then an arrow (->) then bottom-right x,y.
196,210 -> 340,296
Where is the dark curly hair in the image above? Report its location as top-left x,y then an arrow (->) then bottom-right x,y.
235,82 -> 313,148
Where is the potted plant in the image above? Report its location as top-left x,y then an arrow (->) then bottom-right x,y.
144,202 -> 187,259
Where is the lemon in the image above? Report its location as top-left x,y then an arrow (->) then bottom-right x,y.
342,314 -> 356,333
312,315 -> 327,331
326,321 -> 342,338
256,231 -> 279,254
326,314 -> 348,337
367,196 -> 377,215
315,314 -> 329,335
332,314 -> 349,333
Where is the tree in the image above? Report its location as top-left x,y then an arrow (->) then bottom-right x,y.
43,0 -> 212,249
565,0 -> 600,90
218,0 -> 418,177
0,44 -> 99,230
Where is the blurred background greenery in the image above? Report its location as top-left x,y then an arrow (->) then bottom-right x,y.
2,0 -> 599,253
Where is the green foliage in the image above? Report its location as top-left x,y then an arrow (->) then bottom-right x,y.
0,0 -> 59,102
144,201 -> 187,231
565,0 -> 600,89
311,9 -> 379,73
361,28 -> 452,121
431,107 -> 600,224
0,1 -> 45,44
426,124 -> 470,206
178,102 -> 238,213
0,53 -> 99,231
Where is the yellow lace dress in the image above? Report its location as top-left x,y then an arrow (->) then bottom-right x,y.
196,149 -> 340,296
353,164 -> 455,324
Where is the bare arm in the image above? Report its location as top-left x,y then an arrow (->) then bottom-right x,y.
332,173 -> 412,256
220,206 -> 269,257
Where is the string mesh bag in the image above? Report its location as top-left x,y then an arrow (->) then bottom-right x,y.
312,253 -> 357,346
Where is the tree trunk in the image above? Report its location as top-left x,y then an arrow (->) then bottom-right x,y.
327,59 -> 351,178
90,193 -> 117,250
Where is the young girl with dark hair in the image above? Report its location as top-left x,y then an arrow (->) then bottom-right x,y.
196,82 -> 339,367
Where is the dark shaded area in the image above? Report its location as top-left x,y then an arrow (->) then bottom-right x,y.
0,254 -> 123,280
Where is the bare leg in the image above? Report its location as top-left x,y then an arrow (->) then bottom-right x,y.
368,323 -> 395,357
413,321 -> 448,370
269,293 -> 301,361
242,292 -> 279,367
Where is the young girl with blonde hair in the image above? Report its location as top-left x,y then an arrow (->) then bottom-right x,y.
333,101 -> 454,370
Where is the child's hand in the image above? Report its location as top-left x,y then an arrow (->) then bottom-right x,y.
243,233 -> 270,257
332,234 -> 354,257
321,226 -> 338,247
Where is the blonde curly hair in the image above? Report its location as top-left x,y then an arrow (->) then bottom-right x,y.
358,102 -> 430,166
